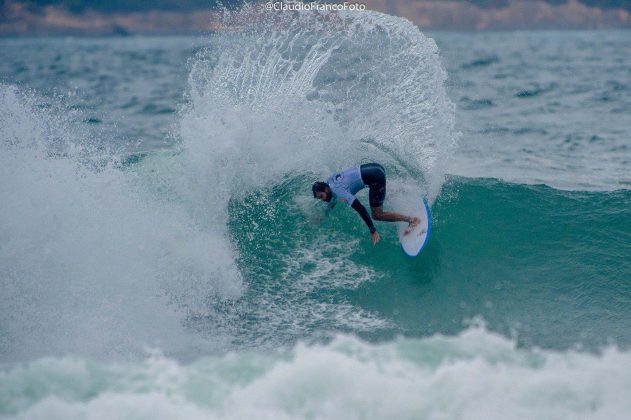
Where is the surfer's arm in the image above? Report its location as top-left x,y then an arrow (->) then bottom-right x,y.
351,199 -> 376,234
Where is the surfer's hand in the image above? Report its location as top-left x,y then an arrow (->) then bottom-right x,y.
371,231 -> 380,245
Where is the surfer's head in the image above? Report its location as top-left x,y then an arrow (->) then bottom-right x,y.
312,182 -> 331,202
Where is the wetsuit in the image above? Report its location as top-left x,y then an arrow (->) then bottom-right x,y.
326,163 -> 386,233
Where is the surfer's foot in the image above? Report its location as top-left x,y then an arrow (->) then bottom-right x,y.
404,217 -> 420,235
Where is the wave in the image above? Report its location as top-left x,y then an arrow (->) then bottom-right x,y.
1,7 -> 457,362
2,326 -> 630,420
460,54 -> 500,69
2,77 -> 628,364
211,174 -> 631,351
4,6 -> 628,367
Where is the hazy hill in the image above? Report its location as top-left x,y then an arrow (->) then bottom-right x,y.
2,0 -> 630,34
9,1 -> 237,12
9,0 -> 631,12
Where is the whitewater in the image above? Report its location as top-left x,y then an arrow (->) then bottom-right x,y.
1,6 -> 630,420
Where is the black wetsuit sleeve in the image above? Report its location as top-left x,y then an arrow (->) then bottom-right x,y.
351,199 -> 376,234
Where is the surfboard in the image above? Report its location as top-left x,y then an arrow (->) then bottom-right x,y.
398,197 -> 431,257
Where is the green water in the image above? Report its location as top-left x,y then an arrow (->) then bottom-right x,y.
222,176 -> 631,350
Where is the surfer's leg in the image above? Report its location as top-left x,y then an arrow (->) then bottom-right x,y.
371,206 -> 417,224
372,207 -> 420,235
362,164 -> 387,209
362,163 -> 419,230
372,206 -> 420,235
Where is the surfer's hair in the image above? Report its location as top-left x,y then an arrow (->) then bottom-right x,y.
312,182 -> 328,197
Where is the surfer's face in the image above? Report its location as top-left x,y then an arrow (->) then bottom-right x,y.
315,190 -> 330,202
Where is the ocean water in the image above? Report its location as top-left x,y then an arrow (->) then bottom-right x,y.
1,7 -> 631,419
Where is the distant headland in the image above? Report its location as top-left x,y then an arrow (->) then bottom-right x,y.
1,0 -> 630,36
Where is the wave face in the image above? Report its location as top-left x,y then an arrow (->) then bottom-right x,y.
2,327 -> 631,420
417,177 -> 631,349
214,175 -> 631,351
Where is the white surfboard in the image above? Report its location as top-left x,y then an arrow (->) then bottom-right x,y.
398,197 -> 431,257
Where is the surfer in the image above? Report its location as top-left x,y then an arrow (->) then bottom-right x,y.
312,163 -> 420,245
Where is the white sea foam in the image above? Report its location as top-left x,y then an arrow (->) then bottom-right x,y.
0,86 -> 242,361
3,326 -> 630,420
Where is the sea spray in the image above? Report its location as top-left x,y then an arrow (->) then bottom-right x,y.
182,6 -> 456,201
0,86 -> 241,361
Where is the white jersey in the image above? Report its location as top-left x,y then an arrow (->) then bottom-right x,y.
326,166 -> 365,206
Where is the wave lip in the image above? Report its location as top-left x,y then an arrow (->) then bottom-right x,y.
183,6 -> 456,200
